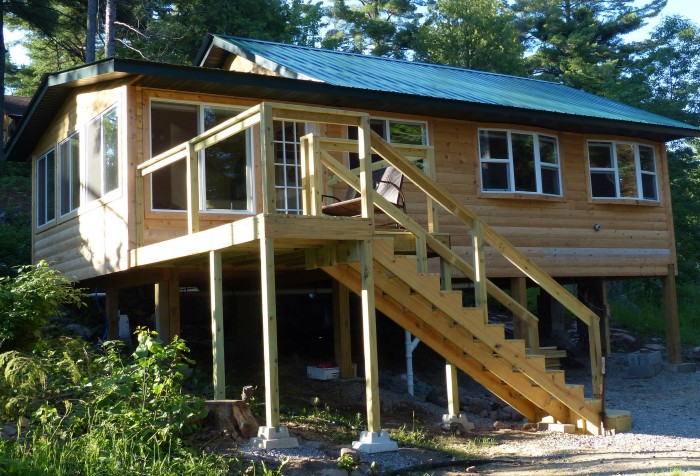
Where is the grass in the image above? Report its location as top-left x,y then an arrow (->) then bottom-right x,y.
609,281 -> 700,345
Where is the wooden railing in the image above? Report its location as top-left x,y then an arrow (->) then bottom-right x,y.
135,101 -> 602,396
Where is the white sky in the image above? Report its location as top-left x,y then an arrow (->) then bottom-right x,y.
3,0 -> 699,67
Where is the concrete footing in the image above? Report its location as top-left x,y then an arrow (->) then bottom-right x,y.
664,362 -> 696,374
628,351 -> 663,378
351,431 -> 398,453
440,413 -> 475,433
251,426 -> 299,449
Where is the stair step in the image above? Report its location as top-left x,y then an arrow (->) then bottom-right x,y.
584,398 -> 603,412
565,384 -> 586,401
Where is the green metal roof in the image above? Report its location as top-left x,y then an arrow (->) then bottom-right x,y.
199,34 -> 699,134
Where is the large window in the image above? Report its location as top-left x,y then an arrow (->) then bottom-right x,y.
37,149 -> 56,227
86,107 -> 119,202
59,132 -> 80,216
150,102 -> 252,213
348,118 -> 427,174
479,130 -> 561,196
588,141 -> 658,201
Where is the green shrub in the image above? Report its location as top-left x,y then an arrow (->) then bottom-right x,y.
0,261 -> 86,351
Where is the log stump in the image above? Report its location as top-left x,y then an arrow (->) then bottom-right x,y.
204,400 -> 259,441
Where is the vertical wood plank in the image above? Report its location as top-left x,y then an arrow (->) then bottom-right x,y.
445,363 -> 460,417
310,134 -> 323,215
333,279 -> 353,379
135,173 -> 144,247
169,269 -> 180,339
209,251 -> 226,400
511,277 -> 539,352
358,115 -> 374,220
471,220 -> 488,322
360,240 -> 381,432
664,264 -> 682,364
260,104 -> 276,214
300,135 -> 311,215
106,288 -> 119,340
260,235 -> 280,427
186,142 -> 199,234
425,148 -> 439,234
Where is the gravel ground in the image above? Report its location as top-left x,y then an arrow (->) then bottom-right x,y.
232,350 -> 700,475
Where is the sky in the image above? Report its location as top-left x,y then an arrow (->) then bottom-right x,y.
3,0 -> 700,67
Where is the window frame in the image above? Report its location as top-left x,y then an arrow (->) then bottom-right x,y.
36,148 -> 56,229
148,99 -> 254,214
86,105 -> 120,203
587,140 -> 659,202
58,131 -> 81,218
478,128 -> 563,197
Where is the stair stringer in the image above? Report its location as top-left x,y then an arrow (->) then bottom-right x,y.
368,241 -> 603,434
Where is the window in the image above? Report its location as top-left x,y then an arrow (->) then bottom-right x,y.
150,102 -> 252,213
59,132 -> 80,216
37,149 -> 56,227
87,107 -> 119,202
348,118 -> 427,176
588,141 -> 657,201
479,129 -> 561,195
274,121 -> 304,214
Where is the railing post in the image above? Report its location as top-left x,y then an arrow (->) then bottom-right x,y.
511,277 -> 540,353
300,135 -> 312,216
588,316 -> 603,398
209,251 -> 225,400
260,104 -> 276,214
309,135 -> 322,215
471,220 -> 488,322
186,142 -> 199,234
135,172 -> 144,247
358,115 -> 374,220
425,148 -> 439,234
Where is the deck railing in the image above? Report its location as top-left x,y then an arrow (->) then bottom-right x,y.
135,101 -> 603,396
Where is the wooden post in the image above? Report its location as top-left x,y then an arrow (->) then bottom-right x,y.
135,173 -> 144,248
360,240 -> 381,433
186,142 -> 199,234
300,135 -> 311,216
333,279 -> 354,379
309,134 -> 322,215
358,115 -> 374,220
471,220 -> 488,322
155,281 -> 170,342
511,277 -> 539,352
664,265 -> 682,364
425,148 -> 439,234
210,251 -> 226,400
260,235 -> 280,427
106,288 -> 119,340
260,104 -> 276,214
440,257 -> 459,416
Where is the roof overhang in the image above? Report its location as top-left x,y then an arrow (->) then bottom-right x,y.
6,58 -> 699,161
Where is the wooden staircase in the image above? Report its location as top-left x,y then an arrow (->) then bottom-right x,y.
322,237 -> 605,435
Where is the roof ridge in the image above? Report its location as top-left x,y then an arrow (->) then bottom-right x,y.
214,34 -> 571,88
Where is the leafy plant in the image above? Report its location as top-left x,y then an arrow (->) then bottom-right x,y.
337,453 -> 359,472
0,261 -> 86,351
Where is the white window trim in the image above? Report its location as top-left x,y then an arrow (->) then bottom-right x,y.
587,140 -> 658,201
58,131 -> 80,218
148,99 -> 255,214
36,148 -> 56,229
478,128 -> 562,196
369,117 -> 429,145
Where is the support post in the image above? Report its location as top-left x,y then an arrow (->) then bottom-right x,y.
352,239 -> 398,453
155,269 -> 180,343
260,104 -> 276,214
358,115 -> 374,220
511,277 -> 539,352
445,363 -> 460,417
106,288 -> 119,340
209,251 -> 225,400
333,279 -> 354,379
471,220 -> 488,322
663,265 -> 682,364
186,142 -> 199,234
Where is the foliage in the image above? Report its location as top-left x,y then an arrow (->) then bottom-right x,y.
0,161 -> 31,272
322,0 -> 422,58
413,0 -> 525,75
288,397 -> 364,444
337,453 -> 359,471
0,329 -> 227,474
0,261 -> 85,352
511,0 -> 666,92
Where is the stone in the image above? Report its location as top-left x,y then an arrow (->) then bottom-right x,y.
441,414 -> 475,434
522,422 -> 538,431
489,411 -> 499,420
1,423 -> 18,439
463,397 -> 489,415
628,351 -> 663,378
546,423 -> 576,434
493,421 -> 509,430
466,466 -> 478,473
285,461 -> 348,476
478,410 -> 489,418
644,343 -> 666,352
339,447 -> 359,461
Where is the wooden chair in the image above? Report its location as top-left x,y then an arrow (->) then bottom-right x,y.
322,166 -> 405,217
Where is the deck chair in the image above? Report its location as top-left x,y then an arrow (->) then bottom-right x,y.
322,166 -> 405,217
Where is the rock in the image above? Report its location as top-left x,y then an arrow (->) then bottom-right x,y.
497,410 -> 511,421
522,422 -> 538,431
489,411 -> 499,420
463,397 -> 489,415
339,447 -> 359,461
1,423 -> 18,439
493,421 -> 509,430
479,410 -> 489,418
645,343 -> 666,352
286,461 -> 348,476
466,466 -> 478,473
306,440 -> 325,450
425,387 -> 448,408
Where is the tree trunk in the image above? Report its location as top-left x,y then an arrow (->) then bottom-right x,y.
86,0 -> 97,62
105,0 -> 116,58
1,0 -> 6,161
203,400 -> 259,440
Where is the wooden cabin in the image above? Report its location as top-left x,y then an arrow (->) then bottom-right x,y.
6,35 -> 700,445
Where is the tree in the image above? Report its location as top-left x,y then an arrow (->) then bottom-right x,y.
104,0 -> 115,57
511,0 -> 666,92
413,0 -> 525,75
86,0 -> 97,62
322,0 -> 422,58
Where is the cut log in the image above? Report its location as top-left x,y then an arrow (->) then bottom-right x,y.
204,400 -> 259,441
